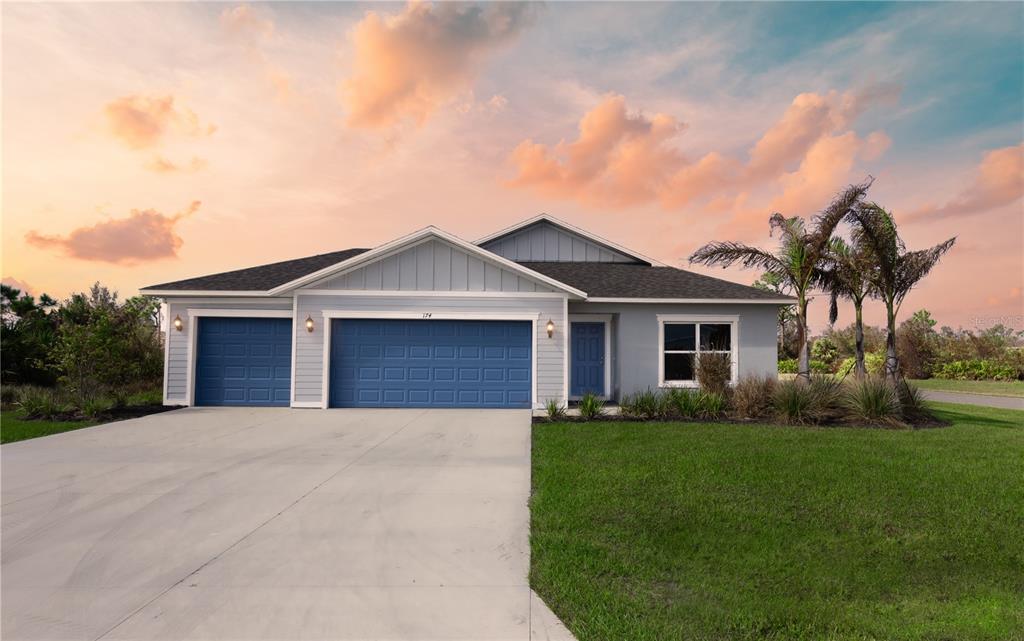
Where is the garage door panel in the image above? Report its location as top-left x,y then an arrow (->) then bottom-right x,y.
195,317 -> 292,407
329,319 -> 531,408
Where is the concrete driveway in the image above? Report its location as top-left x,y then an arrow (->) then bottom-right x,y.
1,408 -> 572,640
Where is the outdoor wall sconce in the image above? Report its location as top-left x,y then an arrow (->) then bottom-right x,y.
173,315 -> 183,332
305,315 -> 315,333
546,319 -> 555,338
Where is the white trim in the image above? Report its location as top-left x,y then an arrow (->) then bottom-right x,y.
585,297 -> 794,304
562,297 -> 569,404
474,213 -> 668,267
184,308 -> 296,407
295,289 -> 568,299
290,401 -> 322,408
268,226 -> 587,298
568,314 -> 613,399
318,311 -> 542,410
141,290 -> 271,297
656,314 -> 739,388
289,295 -> 299,406
161,301 -> 172,406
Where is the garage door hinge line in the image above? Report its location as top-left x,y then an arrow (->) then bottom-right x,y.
92,409 -> 427,641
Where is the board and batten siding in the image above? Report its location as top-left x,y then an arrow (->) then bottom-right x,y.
163,298 -> 293,404
314,239 -> 557,293
479,221 -> 638,263
294,294 -> 567,407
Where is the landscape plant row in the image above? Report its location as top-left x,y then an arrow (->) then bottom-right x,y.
1,383 -> 164,421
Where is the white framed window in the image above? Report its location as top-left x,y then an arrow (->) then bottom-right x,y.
656,315 -> 739,387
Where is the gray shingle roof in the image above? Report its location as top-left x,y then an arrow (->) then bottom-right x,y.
519,262 -> 791,300
142,248 -> 369,291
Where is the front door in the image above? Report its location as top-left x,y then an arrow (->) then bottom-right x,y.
571,322 -> 605,397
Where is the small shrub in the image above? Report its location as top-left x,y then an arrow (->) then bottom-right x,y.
17,387 -> 70,419
630,388 -> 668,420
840,377 -> 903,427
778,358 -> 798,374
773,377 -> 841,425
696,352 -> 731,395
731,375 -> 776,420
810,359 -> 832,374
897,380 -> 934,423
544,398 -> 567,422
82,397 -> 115,419
666,388 -> 702,419
865,351 -> 886,376
933,359 -> 1017,381
577,392 -> 605,421
124,387 -> 164,407
811,337 -> 839,366
697,391 -> 727,419
1,384 -> 23,409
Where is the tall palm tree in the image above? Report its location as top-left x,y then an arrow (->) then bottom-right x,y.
689,181 -> 871,380
821,237 -> 873,378
845,203 -> 955,383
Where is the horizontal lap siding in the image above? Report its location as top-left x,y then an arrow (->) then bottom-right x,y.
480,221 -> 636,263
164,299 -> 293,404
294,295 -> 567,407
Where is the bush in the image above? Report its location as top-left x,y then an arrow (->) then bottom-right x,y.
865,352 -> 885,376
82,396 -> 115,419
840,377 -> 904,427
17,387 -> 72,419
698,391 -> 727,419
622,388 -> 668,420
696,352 -> 731,395
896,380 -> 934,423
933,359 -> 1018,381
666,388 -> 702,419
810,359 -> 832,374
1,384 -> 21,408
544,398 -> 567,422
731,375 -> 776,420
778,358 -> 798,374
811,337 -> 839,366
773,377 -> 841,425
578,392 -> 605,421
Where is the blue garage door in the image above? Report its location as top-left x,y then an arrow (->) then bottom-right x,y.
195,317 -> 292,406
329,319 -> 532,408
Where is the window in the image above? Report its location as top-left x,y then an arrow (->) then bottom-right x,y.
658,316 -> 737,387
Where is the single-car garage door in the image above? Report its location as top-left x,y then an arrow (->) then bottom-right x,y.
329,319 -> 532,408
194,317 -> 292,406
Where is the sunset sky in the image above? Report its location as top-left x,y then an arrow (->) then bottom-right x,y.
3,1 -> 1022,333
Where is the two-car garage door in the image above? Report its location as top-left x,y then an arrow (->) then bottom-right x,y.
194,317 -> 532,408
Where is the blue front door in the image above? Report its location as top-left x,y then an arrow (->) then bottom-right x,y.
194,317 -> 292,406
571,322 -> 605,397
329,319 -> 532,408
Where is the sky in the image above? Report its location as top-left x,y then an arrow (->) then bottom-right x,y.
3,1 -> 1022,334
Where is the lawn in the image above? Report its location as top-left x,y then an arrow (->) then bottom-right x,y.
531,402 -> 1024,641
1,408 -> 98,444
910,378 -> 1024,398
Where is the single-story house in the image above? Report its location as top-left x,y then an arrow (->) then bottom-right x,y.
141,215 -> 792,409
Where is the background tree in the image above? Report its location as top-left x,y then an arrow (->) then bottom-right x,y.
1,284 -> 59,385
821,237 -> 874,377
690,181 -> 871,380
897,309 -> 940,378
846,203 -> 955,383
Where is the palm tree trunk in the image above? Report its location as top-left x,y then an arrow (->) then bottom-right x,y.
796,297 -> 810,381
884,300 -> 899,384
854,301 -> 866,378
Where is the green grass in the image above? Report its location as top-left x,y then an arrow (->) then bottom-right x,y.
531,403 -> 1024,641
910,378 -> 1024,398
1,408 -> 98,444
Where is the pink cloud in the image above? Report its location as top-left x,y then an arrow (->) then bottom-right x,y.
145,155 -> 207,174
906,143 -> 1024,222
26,201 -> 200,265
221,5 -> 294,104
341,2 -> 533,128
104,95 -> 215,149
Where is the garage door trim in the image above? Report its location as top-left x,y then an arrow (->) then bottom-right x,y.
320,310 -> 540,409
185,308 -> 294,407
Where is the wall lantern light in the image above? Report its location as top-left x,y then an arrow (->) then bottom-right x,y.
305,315 -> 315,333
546,319 -> 555,338
173,315 -> 183,332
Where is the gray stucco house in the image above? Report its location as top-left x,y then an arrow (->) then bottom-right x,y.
142,215 -> 791,409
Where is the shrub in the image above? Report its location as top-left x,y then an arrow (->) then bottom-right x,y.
811,337 -> 839,366
698,391 -> 727,419
82,397 -> 115,419
778,358 -> 798,374
696,352 -> 731,395
577,392 -> 605,421
731,375 -> 776,420
544,398 -> 567,422
1,384 -> 21,408
933,359 -> 1017,381
773,377 -> 841,425
840,377 -> 904,427
17,387 -> 71,419
623,388 -> 668,420
897,380 -> 934,423
810,359 -> 832,374
836,357 -> 855,379
666,388 -> 702,419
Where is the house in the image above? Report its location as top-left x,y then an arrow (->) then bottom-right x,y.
141,215 -> 791,409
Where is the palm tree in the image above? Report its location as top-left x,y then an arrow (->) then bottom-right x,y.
821,237 -> 873,378
689,181 -> 871,380
845,203 -> 955,383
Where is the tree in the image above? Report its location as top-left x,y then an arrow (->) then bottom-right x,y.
821,237 -> 874,377
690,181 -> 871,380
845,203 -> 955,383
897,309 -> 939,378
753,272 -> 797,358
1,284 -> 59,385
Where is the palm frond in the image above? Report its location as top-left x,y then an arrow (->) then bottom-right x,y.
892,237 -> 956,305
688,241 -> 789,275
808,178 -> 873,255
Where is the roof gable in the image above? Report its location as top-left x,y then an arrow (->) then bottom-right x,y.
476,214 -> 665,266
